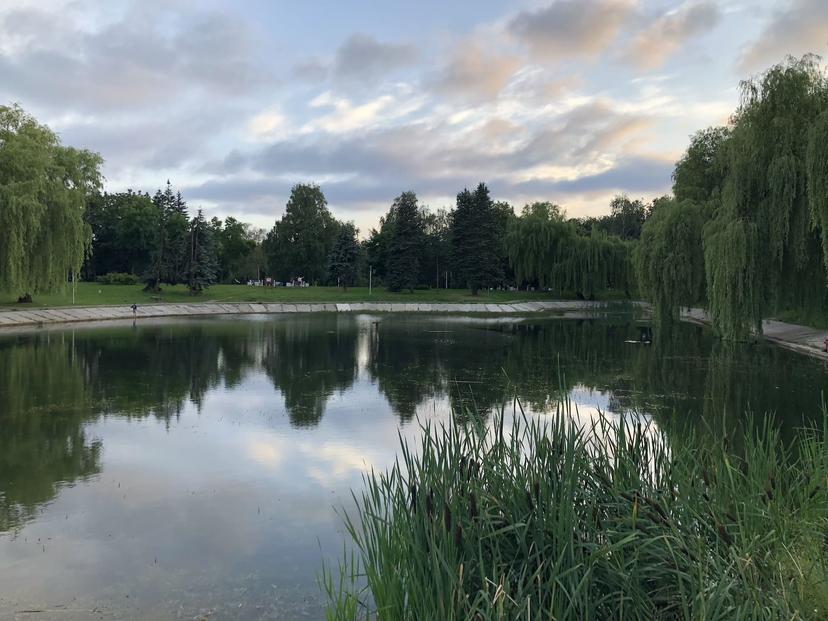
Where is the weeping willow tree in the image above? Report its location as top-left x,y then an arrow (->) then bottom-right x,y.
506,202 -> 634,297
704,55 -> 828,339
0,104 -> 102,301
634,198 -> 706,320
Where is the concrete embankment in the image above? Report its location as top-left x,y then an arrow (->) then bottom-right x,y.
0,300 -> 621,330
681,308 -> 828,362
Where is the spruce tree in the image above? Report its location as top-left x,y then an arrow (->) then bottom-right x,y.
162,183 -> 189,285
143,190 -> 167,292
450,183 -> 502,295
385,192 -> 423,292
328,223 -> 359,290
187,209 -> 218,295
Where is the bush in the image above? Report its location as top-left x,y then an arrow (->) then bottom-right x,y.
95,272 -> 141,285
324,406 -> 828,620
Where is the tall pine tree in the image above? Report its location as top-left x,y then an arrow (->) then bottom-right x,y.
328,223 -> 359,290
450,183 -> 502,294
143,181 -> 190,291
385,192 -> 423,292
187,209 -> 218,295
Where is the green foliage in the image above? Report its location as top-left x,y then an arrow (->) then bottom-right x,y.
328,223 -> 359,290
326,409 -> 828,620
368,203 -> 451,290
85,191 -> 158,279
0,104 -> 102,298
95,272 -> 142,285
673,127 -> 731,204
606,194 -> 647,240
450,183 -> 504,294
215,216 -> 257,283
703,55 -> 828,339
155,183 -> 190,286
806,110 -> 828,274
507,202 -> 634,297
419,207 -> 452,288
386,192 -> 424,292
635,199 -> 706,319
575,195 -> 649,241
263,183 -> 339,284
141,182 -> 190,292
187,209 -> 219,295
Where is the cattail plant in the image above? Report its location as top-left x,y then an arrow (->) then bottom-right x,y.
323,402 -> 828,620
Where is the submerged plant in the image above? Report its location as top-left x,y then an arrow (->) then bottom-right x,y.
323,405 -> 828,620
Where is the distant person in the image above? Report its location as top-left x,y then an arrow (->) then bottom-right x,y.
823,337 -> 828,353
131,303 -> 138,318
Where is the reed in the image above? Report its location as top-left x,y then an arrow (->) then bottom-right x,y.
323,402 -> 828,620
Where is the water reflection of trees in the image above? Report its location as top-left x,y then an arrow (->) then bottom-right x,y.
0,323 -> 262,532
2,314 -> 825,533
261,315 -> 358,427
0,336 -> 101,533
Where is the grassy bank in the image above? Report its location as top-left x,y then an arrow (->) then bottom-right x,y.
0,283 -> 626,309
324,408 -> 828,620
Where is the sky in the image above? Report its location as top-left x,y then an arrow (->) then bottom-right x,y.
1,0 -> 826,235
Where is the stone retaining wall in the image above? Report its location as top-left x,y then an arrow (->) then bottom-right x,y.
0,300 -> 621,329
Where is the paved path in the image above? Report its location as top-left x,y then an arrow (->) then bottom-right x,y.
682,308 -> 828,361
0,300 -> 618,330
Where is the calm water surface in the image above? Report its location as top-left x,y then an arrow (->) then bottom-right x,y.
0,313 -> 826,619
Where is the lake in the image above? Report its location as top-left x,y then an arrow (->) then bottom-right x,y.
1,313 -> 826,619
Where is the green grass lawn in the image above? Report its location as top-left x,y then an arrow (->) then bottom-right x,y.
0,283 -> 618,308
773,308 -> 828,330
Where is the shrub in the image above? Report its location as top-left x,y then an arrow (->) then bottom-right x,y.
95,272 -> 141,285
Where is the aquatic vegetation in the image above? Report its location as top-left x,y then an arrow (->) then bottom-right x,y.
324,405 -> 828,620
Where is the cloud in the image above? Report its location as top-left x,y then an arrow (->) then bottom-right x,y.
57,106 -> 238,171
248,109 -> 287,141
431,40 -> 522,102
301,89 -> 425,134
510,155 -> 673,195
333,34 -> 418,81
508,0 -> 634,61
738,0 -> 828,72
512,100 -> 653,168
193,98 -> 659,220
291,34 -> 418,86
0,4 -> 267,113
0,0 -> 738,231
625,1 -> 720,70
292,58 -> 329,82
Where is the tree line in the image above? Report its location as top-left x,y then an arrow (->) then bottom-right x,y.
0,102 -> 651,301
83,184 -> 263,294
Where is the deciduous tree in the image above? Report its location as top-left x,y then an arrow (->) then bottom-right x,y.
0,105 -> 102,301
